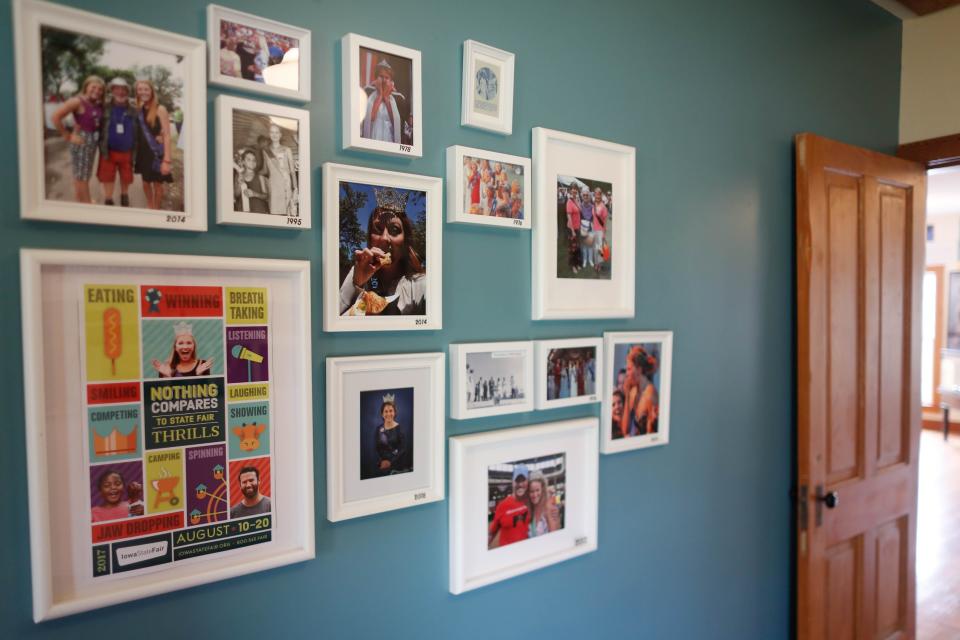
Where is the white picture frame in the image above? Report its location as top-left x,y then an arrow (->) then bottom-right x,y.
326,352 -> 446,522
449,341 -> 534,420
341,32 -> 422,157
460,40 -> 515,135
20,248 -> 314,621
207,4 -> 311,102
322,162 -> 442,332
601,331 -> 673,454
445,145 -> 530,229
534,337 -> 603,410
215,95 -> 311,229
532,127 -> 636,319
14,0 -> 207,231
449,417 -> 599,595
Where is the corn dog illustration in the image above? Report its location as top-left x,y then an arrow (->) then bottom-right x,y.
103,307 -> 122,376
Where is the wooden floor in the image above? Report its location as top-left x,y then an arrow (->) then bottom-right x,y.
917,429 -> 960,640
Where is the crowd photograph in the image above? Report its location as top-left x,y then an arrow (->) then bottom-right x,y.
218,19 -> 299,89
487,453 -> 565,549
231,108 -> 300,216
546,346 -> 597,401
610,342 -> 661,440
556,175 -> 613,279
359,387 -> 414,480
461,153 -> 524,220
465,350 -> 527,410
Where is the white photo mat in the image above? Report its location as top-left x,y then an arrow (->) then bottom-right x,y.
532,127 -> 636,319
461,40 -> 515,135
20,249 -> 314,621
215,95 -> 311,229
449,341 -> 535,419
326,353 -> 445,521
207,4 -> 311,102
449,417 -> 599,594
534,337 -> 603,410
14,0 -> 207,231
601,331 -> 673,454
445,145 -> 531,229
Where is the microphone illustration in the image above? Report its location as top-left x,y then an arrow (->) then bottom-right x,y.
231,344 -> 264,382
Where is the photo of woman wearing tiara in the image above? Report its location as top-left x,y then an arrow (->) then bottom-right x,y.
150,321 -> 215,378
359,387 -> 414,480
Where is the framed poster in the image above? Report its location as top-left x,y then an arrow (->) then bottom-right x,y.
326,352 -> 445,521
446,145 -> 530,229
20,249 -> 314,621
450,341 -> 534,419
534,337 -> 603,410
322,162 -> 442,332
341,32 -> 422,157
602,331 -> 673,454
460,40 -> 515,135
532,127 -> 635,319
215,95 -> 311,228
449,417 -> 599,594
14,0 -> 207,230
207,4 -> 311,102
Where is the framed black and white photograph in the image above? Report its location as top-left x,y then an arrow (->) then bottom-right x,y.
461,40 -> 514,135
602,331 -> 673,454
532,127 -> 636,319
446,145 -> 530,229
322,163 -> 442,332
326,352 -> 445,521
450,341 -> 534,419
534,337 -> 603,410
14,0 -> 207,230
215,95 -> 310,228
449,417 -> 598,594
207,5 -> 311,102
341,33 -> 422,157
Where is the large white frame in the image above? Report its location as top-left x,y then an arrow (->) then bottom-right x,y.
341,32 -> 422,157
326,352 -> 445,521
322,162 -> 442,332
449,417 -> 599,595
449,341 -> 534,419
445,145 -> 531,229
215,95 -> 311,229
20,249 -> 314,621
601,331 -> 673,454
532,127 -> 636,319
14,0 -> 207,231
207,4 -> 311,102
534,337 -> 603,410
460,40 -> 515,135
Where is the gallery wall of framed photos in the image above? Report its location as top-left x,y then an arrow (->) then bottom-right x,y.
0,0 -> 900,637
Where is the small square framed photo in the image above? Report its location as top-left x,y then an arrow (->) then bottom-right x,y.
207,5 -> 311,102
341,33 -> 422,157
450,341 -> 534,420
602,331 -> 673,454
532,128 -> 636,319
14,0 -> 206,230
326,352 -> 445,521
461,40 -> 515,135
215,95 -> 310,228
534,338 -> 603,410
322,163 -> 442,332
449,417 -> 599,594
446,145 -> 530,229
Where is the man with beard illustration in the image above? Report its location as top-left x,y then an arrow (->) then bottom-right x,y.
230,465 -> 271,517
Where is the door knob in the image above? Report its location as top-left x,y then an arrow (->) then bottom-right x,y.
818,490 -> 839,509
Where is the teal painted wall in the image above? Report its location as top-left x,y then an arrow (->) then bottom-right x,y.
0,0 -> 901,637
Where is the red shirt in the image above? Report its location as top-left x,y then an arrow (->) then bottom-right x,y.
490,495 -> 529,546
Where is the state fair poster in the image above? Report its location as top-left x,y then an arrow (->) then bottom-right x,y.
81,283 -> 275,579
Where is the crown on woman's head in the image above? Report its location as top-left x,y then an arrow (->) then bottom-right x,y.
173,321 -> 194,337
374,187 -> 409,213
382,393 -> 396,404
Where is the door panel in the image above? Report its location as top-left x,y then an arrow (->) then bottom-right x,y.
875,517 -> 907,638
825,539 -> 860,640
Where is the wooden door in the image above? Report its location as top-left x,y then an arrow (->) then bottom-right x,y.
796,133 -> 926,640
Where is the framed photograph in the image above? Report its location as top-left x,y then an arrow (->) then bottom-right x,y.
450,341 -> 534,420
341,32 -> 422,157
461,40 -> 515,135
532,127 -> 636,319
602,331 -> 673,454
534,338 -> 603,410
20,248 -> 314,621
215,95 -> 310,229
326,353 -> 445,521
207,4 -> 311,102
14,0 -> 207,230
322,163 -> 442,332
449,417 -> 599,594
446,145 -> 530,229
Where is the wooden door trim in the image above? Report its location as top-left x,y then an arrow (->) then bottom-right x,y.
926,265 -> 945,409
897,133 -> 960,169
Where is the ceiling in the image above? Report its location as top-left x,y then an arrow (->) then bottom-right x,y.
928,166 -> 960,217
